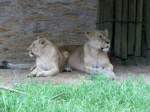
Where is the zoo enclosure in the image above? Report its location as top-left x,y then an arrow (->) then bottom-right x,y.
97,0 -> 150,60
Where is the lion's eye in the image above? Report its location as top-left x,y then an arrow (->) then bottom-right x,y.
99,35 -> 102,38
41,41 -> 45,45
39,39 -> 46,45
106,41 -> 109,44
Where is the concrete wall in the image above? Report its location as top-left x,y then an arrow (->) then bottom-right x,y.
0,0 -> 97,62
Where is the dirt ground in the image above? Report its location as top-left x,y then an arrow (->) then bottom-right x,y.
1,63 -> 150,88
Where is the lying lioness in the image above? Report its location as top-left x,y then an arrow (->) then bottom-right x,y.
68,30 -> 116,79
27,37 -> 68,77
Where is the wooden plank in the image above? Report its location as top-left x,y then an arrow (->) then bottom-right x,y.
144,0 -> 150,49
114,0 -> 122,57
102,0 -> 114,42
128,0 -> 136,55
96,0 -> 100,30
96,0 -> 100,29
135,0 -> 143,56
121,0 -> 128,59
97,0 -> 104,30
141,32 -> 146,56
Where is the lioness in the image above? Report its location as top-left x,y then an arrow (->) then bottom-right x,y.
68,29 -> 116,79
27,37 -> 68,77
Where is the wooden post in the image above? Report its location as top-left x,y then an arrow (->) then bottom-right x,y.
102,0 -> 114,42
128,0 -> 136,55
114,0 -> 122,57
97,0 -> 114,42
96,0 -> 100,29
121,0 -> 128,59
135,0 -> 143,56
97,0 -> 104,30
144,0 -> 150,49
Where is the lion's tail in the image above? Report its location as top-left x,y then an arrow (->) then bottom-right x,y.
62,51 -> 70,59
62,51 -> 72,72
0,60 -> 32,70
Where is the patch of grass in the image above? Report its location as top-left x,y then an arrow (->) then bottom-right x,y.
0,76 -> 150,112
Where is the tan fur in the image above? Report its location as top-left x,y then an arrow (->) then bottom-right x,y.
27,38 -> 67,77
68,30 -> 116,79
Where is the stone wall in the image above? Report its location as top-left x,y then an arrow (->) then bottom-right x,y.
0,0 -> 97,62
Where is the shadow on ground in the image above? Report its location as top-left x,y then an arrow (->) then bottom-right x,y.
1,64 -> 150,88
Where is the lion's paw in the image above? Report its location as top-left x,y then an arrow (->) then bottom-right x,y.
102,70 -> 116,80
27,73 -> 37,77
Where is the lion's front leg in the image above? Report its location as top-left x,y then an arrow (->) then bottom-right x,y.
84,65 -> 94,74
36,66 -> 59,77
27,67 -> 38,77
85,65 -> 104,75
102,63 -> 116,79
30,64 -> 36,71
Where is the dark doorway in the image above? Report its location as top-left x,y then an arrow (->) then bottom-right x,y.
97,0 -> 150,61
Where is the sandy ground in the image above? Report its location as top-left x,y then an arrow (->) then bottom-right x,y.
0,64 -> 150,88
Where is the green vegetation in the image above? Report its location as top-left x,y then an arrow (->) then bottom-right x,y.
0,76 -> 150,112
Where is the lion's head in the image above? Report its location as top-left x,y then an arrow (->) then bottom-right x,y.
27,38 -> 50,57
85,29 -> 110,52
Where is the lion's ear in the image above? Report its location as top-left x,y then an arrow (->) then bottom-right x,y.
84,31 -> 90,35
104,29 -> 109,37
39,38 -> 47,46
84,31 -> 92,40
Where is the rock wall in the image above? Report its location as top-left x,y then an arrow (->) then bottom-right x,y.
0,0 -> 97,62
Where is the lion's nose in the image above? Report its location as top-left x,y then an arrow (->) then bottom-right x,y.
31,52 -> 34,55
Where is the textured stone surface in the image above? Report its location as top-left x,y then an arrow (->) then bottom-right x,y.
0,0 -> 97,62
